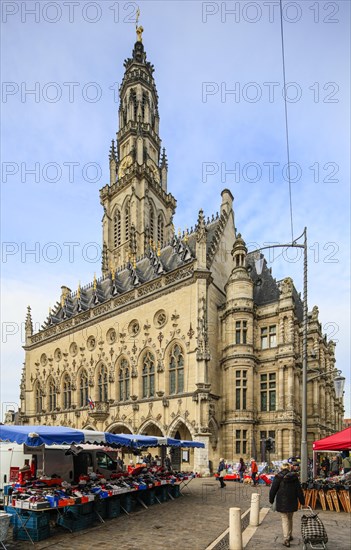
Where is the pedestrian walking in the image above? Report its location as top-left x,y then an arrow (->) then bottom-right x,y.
217,458 -> 226,488
269,462 -> 305,548
238,457 -> 246,483
250,457 -> 258,486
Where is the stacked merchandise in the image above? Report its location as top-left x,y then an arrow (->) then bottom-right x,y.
5,469 -> 194,540
303,470 -> 351,513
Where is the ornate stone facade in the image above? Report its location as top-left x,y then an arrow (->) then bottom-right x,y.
18,35 -> 343,473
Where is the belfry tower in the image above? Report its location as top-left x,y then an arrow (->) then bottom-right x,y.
100,22 -> 176,273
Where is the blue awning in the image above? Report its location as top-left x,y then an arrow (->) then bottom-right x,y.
0,426 -> 205,449
0,426 -> 156,448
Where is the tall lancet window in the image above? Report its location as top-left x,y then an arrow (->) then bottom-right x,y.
125,203 -> 130,242
130,89 -> 137,120
142,351 -> 155,398
48,378 -> 56,412
114,209 -> 121,248
150,207 -> 155,242
79,369 -> 89,408
97,364 -> 108,402
157,214 -> 164,247
63,374 -> 72,410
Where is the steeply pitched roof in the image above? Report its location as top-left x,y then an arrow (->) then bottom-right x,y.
246,254 -> 303,320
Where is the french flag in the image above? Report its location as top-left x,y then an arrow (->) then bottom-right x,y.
87,397 -> 95,410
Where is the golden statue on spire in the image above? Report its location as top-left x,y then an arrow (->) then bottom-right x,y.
136,6 -> 143,42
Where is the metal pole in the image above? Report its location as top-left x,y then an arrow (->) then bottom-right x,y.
301,227 -> 308,483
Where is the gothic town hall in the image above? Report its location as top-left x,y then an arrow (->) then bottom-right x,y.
19,32 -> 343,473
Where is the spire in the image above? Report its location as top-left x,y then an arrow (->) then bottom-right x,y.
195,209 -> 207,269
160,147 -> 168,191
102,242 -> 109,276
160,148 -> 168,168
109,139 -> 116,162
25,306 -> 33,343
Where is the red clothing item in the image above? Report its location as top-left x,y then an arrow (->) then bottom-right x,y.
251,461 -> 258,473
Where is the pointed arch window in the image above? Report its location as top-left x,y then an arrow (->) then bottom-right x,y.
150,207 -> 155,241
142,92 -> 149,122
98,364 -> 108,402
169,343 -> 184,395
63,374 -> 72,410
118,359 -> 130,401
125,203 -> 130,242
48,378 -> 56,412
114,209 -> 121,248
35,382 -> 42,413
157,214 -> 164,247
79,369 -> 89,407
142,351 -> 155,398
130,89 -> 137,120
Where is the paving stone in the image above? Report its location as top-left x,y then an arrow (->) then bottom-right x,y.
3,480 -> 350,549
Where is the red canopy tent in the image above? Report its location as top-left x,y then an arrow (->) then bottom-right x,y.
313,427 -> 351,451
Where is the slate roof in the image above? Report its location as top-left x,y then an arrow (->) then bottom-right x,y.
246,254 -> 303,321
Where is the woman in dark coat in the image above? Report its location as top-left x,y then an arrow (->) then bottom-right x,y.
269,463 -> 305,547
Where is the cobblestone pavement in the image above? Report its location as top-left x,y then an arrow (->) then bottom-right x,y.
4,481 -> 350,549
245,507 -> 351,550
3,479 -> 269,550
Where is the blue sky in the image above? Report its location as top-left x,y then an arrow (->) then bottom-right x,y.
1,1 -> 350,419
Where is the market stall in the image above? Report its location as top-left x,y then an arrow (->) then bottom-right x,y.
307,427 -> 351,513
0,425 -> 204,544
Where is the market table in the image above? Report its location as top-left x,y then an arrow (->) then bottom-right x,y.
5,482 -> 184,543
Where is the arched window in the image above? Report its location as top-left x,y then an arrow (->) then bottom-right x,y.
149,208 -> 154,242
142,351 -> 155,398
125,203 -> 130,242
48,378 -> 56,412
98,364 -> 108,402
63,374 -> 72,410
130,89 -> 137,120
79,369 -> 89,407
157,214 -> 164,247
169,343 -> 184,395
114,209 -> 121,248
118,359 -> 130,401
142,92 -> 147,121
35,382 -> 42,414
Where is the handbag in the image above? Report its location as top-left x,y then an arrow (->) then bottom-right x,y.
271,496 -> 277,512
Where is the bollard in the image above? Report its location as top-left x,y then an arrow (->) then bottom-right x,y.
249,492 -> 260,527
229,507 -> 243,550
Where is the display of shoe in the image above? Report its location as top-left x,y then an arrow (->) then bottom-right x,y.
288,536 -> 294,541
283,540 -> 290,547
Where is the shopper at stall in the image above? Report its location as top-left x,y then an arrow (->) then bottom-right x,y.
330,456 -> 340,476
321,456 -> 330,477
217,458 -> 226,488
250,458 -> 258,486
342,454 -> 351,474
238,457 -> 246,483
269,462 -> 305,548
165,455 -> 172,471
